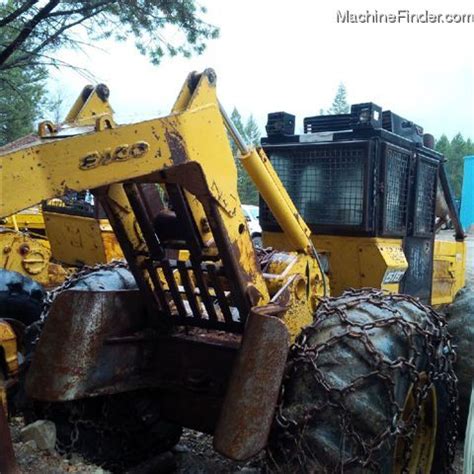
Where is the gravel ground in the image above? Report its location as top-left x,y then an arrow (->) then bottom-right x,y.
10,418 -> 252,474
7,231 -> 473,473
10,417 -> 105,473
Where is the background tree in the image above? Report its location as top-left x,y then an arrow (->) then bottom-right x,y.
328,82 -> 350,114
229,108 -> 260,205
0,0 -> 219,71
0,0 -> 218,151
0,65 -> 47,146
436,133 -> 474,198
47,86 -> 67,124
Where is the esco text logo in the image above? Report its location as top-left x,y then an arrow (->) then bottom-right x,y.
79,141 -> 149,170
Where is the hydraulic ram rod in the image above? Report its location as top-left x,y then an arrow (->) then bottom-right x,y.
220,104 -> 313,255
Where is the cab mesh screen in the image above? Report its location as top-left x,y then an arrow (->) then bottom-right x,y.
262,146 -> 366,227
383,147 -> 410,235
414,158 -> 437,235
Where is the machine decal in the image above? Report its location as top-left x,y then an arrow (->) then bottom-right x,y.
79,141 -> 149,170
383,267 -> 407,284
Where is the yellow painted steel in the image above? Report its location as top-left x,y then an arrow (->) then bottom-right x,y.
263,231 -> 408,296
263,251 -> 327,340
0,229 -> 66,286
0,321 -> 18,414
1,207 -> 123,283
0,321 -> 18,378
64,85 -> 114,126
1,206 -> 45,234
100,221 -> 124,262
0,85 -> 121,285
0,372 -> 5,414
43,211 -> 123,266
241,148 -> 312,254
431,239 -> 466,306
393,376 -> 437,473
0,69 -> 324,333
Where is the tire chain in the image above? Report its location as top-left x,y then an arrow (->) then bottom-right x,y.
27,260 -> 130,353
39,391 -> 147,468
270,288 -> 459,473
39,259 -> 129,323
29,270 -> 459,470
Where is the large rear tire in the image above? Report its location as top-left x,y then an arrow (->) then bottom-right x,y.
0,269 -> 44,325
267,290 -> 457,473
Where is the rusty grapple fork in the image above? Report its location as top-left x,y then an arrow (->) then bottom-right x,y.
92,72 -> 291,460
24,70 -> 293,461
97,165 -> 290,459
86,103 -> 281,463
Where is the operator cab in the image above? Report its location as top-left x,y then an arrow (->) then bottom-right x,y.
260,104 -> 463,302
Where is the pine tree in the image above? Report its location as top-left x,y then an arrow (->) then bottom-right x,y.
244,115 -> 260,146
229,108 -> 260,205
0,66 -> 47,146
229,108 -> 245,155
436,133 -> 474,198
241,115 -> 260,204
328,83 -> 350,114
435,134 -> 450,156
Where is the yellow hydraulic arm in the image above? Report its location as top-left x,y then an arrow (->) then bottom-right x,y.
1,69 -> 321,305
1,69 -> 327,462
1,71 -> 313,255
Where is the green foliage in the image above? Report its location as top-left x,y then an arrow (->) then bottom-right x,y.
0,0 -> 219,71
0,2 -> 48,146
244,114 -> 260,147
229,108 -> 260,205
0,65 -> 47,146
436,133 -> 474,198
328,83 -> 349,114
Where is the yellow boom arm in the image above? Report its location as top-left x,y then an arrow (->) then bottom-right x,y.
0,69 -> 322,317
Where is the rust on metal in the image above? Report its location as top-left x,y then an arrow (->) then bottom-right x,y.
213,305 -> 290,461
0,403 -> 19,474
165,128 -> 188,164
26,289 -> 148,400
27,289 -> 240,435
116,161 -> 260,330
157,162 -> 211,201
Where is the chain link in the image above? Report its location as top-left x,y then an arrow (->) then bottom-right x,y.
40,260 -> 129,322
271,288 -> 458,473
30,267 -> 459,471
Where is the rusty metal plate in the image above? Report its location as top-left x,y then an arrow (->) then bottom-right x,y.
26,289 -> 148,400
26,288 -> 240,436
0,403 -> 19,474
213,305 -> 290,461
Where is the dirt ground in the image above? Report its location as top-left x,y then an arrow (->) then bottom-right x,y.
8,231 -> 473,473
10,421 -> 251,474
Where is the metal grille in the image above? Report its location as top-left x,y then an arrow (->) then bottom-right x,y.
262,146 -> 366,227
146,259 -> 243,332
383,147 -> 410,235
414,159 -> 437,235
99,181 -> 248,334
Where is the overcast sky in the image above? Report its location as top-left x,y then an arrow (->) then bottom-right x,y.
50,0 -> 473,140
